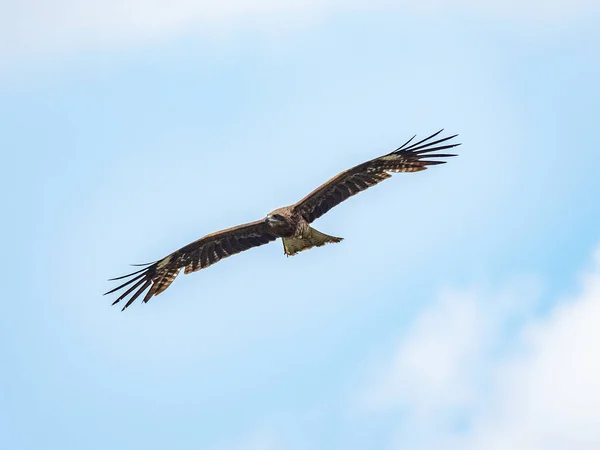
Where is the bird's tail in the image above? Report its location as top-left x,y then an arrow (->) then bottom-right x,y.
282,227 -> 343,256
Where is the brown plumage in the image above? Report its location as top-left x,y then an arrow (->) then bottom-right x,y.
106,130 -> 459,310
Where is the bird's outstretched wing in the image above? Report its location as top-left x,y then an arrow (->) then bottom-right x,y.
292,130 -> 459,223
105,220 -> 277,310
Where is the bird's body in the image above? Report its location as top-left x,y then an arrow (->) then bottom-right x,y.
262,206 -> 341,255
106,130 -> 460,310
266,206 -> 343,256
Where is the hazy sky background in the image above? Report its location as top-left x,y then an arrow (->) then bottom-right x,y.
2,1 -> 600,449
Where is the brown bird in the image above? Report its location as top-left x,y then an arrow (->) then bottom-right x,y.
106,130 -> 459,310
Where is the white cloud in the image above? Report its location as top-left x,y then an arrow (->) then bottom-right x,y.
362,247 -> 600,450
3,0 -> 599,67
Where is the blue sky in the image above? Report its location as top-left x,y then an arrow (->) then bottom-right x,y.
2,2 -> 600,449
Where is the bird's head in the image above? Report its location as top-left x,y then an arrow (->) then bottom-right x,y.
265,212 -> 287,226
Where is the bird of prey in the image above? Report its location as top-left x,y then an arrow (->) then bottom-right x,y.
106,130 -> 459,310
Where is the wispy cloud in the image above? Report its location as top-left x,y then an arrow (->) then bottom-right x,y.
4,0 -> 599,67
361,246 -> 600,450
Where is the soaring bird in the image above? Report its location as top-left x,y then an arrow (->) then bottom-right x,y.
106,130 -> 459,310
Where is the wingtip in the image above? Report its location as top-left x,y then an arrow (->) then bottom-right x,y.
419,153 -> 458,158
391,134 -> 417,153
393,130 -> 460,155
130,261 -> 155,267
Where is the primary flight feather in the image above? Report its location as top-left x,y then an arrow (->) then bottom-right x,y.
106,130 -> 460,310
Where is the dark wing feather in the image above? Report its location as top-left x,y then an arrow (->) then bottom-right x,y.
105,219 -> 277,310
292,130 -> 460,223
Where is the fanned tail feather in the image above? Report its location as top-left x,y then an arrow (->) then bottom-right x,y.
282,227 -> 343,256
